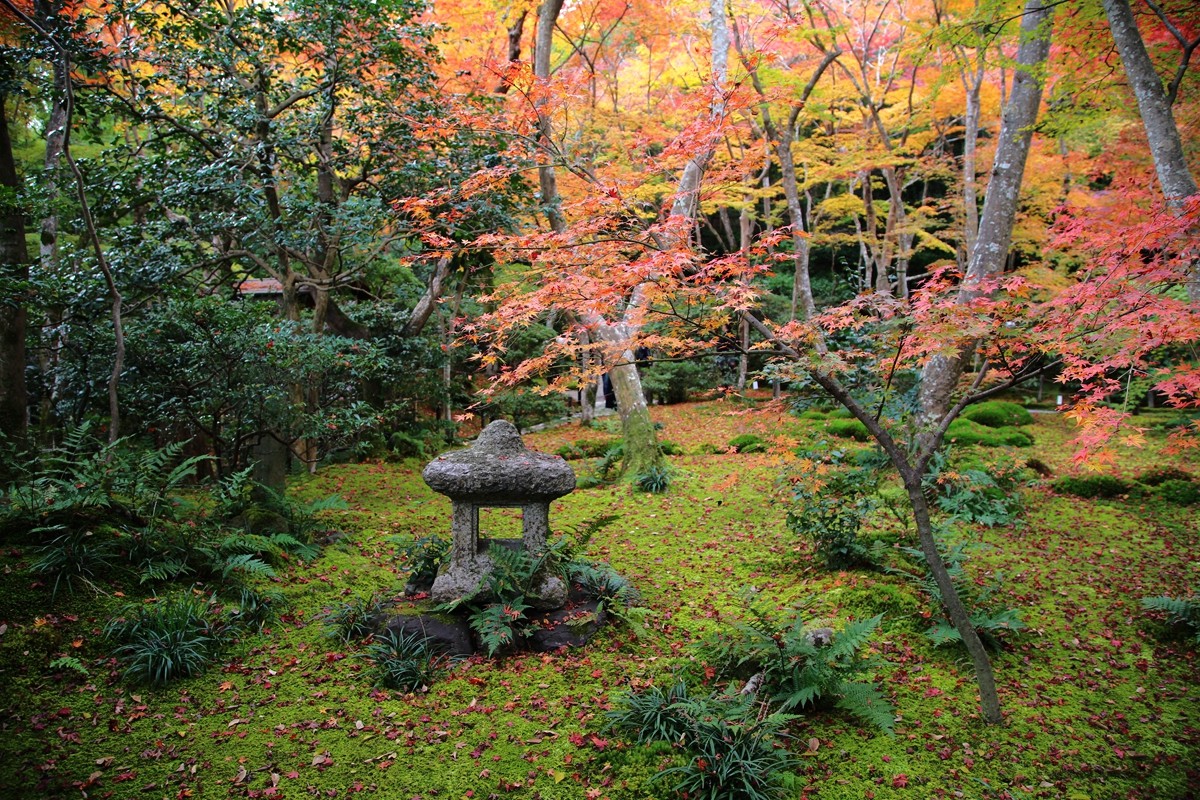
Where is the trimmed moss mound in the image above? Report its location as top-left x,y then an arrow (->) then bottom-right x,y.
1052,474 -> 1131,499
962,400 -> 1034,428
945,418 -> 1033,447
826,418 -> 870,442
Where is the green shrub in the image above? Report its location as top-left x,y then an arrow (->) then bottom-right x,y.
826,418 -> 870,442
105,594 -> 228,686
555,438 -> 619,460
484,388 -> 567,433
1052,474 -> 1131,499
962,401 -> 1034,428
397,534 -> 449,591
798,409 -> 828,420
787,455 -> 881,570
1156,479 -> 1200,505
658,440 -> 684,456
1137,467 -> 1194,487
641,360 -> 712,405
945,418 -> 1033,447
728,433 -> 768,453
935,467 -> 1023,527
364,628 -> 452,691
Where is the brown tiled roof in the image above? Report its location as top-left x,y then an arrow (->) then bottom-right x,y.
237,278 -> 283,295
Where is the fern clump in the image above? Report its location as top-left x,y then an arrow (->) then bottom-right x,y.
884,533 -> 1024,650
700,599 -> 895,733
1142,594 -> 1200,644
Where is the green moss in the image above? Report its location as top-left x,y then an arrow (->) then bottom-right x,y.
727,433 -> 767,453
945,418 -> 1034,447
1052,473 -> 1131,499
3,401 -> 1199,800
827,418 -> 871,441
961,400 -> 1034,428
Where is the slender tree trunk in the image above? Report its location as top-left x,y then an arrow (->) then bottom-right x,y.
535,0 -> 568,234
919,0 -> 1054,427
531,0 -> 728,477
902,469 -> 1002,723
1101,0 -> 1199,302
0,91 -> 29,445
493,9 -> 528,94
403,256 -> 454,338
961,72 -> 982,261
737,314 -> 749,392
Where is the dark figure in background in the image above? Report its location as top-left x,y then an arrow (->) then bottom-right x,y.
602,374 -> 617,409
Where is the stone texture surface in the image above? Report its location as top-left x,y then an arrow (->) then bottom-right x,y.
424,420 -> 576,607
528,601 -> 607,652
423,420 -> 576,503
383,612 -> 475,657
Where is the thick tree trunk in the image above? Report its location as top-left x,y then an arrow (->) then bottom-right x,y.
1102,0 -> 1199,302
0,92 -> 29,445
919,0 -> 1054,427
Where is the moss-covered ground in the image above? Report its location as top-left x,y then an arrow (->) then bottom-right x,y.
1,399 -> 1197,799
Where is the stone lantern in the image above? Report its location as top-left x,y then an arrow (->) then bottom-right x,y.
422,420 -> 575,608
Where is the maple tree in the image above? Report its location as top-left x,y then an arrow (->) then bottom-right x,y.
446,0 -> 1199,726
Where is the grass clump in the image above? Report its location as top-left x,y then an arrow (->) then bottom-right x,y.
105,593 -> 229,686
322,591 -> 390,642
608,682 -> 799,800
363,628 -> 453,692
961,400 -> 1034,428
635,465 -> 673,493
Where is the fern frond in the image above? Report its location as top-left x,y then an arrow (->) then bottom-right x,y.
835,681 -> 896,734
1142,595 -> 1200,622
219,553 -> 276,579
828,615 -> 883,660
781,684 -> 822,712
